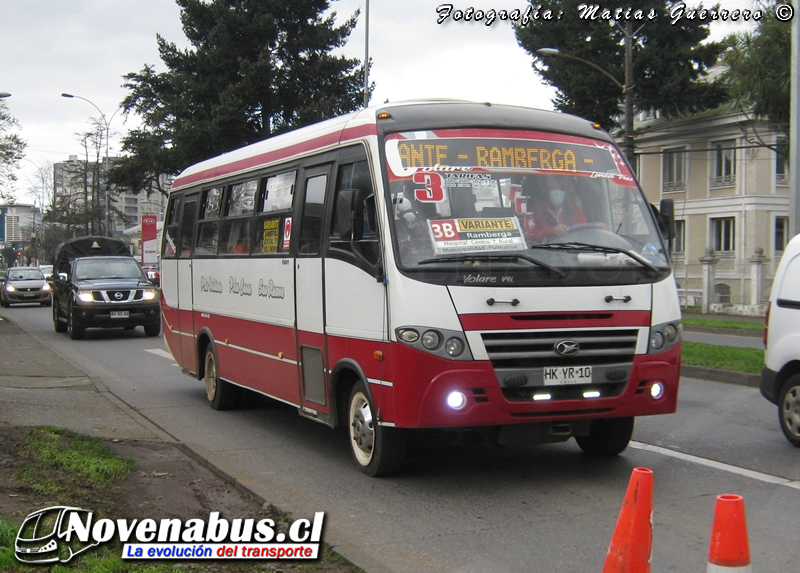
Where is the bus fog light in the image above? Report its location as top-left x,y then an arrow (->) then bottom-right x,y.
583,390 -> 601,399
445,337 -> 464,356
533,393 -> 552,401
446,391 -> 467,410
650,331 -> 665,350
422,330 -> 441,350
650,382 -> 665,399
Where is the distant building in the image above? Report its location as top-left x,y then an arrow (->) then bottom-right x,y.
53,155 -> 167,235
0,203 -> 42,266
634,105 -> 787,314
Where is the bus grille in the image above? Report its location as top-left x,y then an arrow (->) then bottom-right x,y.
481,329 -> 638,369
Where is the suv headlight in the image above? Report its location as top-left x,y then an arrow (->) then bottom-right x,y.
143,289 -> 157,301
77,292 -> 94,302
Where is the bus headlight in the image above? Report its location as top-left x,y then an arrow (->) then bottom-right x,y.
650,331 -> 665,350
421,330 -> 441,350
445,337 -> 464,357
397,329 -> 419,343
648,321 -> 682,354
395,326 -> 472,361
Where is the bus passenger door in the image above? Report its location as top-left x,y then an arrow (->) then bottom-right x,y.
176,197 -> 198,371
295,164 -> 331,419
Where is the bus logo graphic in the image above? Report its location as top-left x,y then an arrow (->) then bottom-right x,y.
554,340 -> 580,356
15,506 -> 99,564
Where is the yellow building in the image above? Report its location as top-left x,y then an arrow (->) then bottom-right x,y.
634,106 -> 788,315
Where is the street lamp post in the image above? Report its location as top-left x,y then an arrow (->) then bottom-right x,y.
537,44 -> 635,166
0,92 -> 11,98
61,93 -> 122,235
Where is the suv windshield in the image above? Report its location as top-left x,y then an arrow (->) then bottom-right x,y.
74,259 -> 144,281
384,128 -> 669,286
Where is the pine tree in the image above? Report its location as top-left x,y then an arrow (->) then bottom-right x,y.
0,100 -> 27,202
111,0 -> 367,195
514,0 -> 729,131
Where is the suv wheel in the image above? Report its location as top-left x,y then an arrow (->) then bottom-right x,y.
53,300 -> 67,333
779,375 -> 800,447
68,305 -> 85,340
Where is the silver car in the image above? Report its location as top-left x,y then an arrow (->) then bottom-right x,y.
1,266 -> 52,307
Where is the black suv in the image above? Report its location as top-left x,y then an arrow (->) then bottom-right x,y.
52,237 -> 161,339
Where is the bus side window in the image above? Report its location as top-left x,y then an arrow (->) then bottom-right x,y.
195,187 -> 222,255
220,179 -> 257,255
178,198 -> 198,259
330,161 -> 379,266
163,196 -> 182,258
298,174 -> 327,255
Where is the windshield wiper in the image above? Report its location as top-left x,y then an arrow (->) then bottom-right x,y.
418,254 -> 565,277
530,242 -> 661,273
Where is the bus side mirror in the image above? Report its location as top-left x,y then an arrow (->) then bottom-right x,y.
659,198 -> 675,241
336,189 -> 365,242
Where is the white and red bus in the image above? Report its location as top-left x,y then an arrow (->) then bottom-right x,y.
161,100 -> 681,476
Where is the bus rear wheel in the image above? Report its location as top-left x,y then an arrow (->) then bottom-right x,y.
204,344 -> 239,411
348,381 -> 405,477
575,417 -> 634,456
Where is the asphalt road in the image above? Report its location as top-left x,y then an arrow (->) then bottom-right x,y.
5,305 -> 799,573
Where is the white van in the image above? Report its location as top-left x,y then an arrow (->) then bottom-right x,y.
761,233 -> 800,447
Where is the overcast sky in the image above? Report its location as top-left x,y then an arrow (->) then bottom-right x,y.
1,0 -> 757,203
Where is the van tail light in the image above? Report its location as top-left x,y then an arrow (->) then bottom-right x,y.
763,301 -> 770,349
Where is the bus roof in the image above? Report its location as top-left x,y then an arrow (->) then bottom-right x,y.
170,99 -> 614,191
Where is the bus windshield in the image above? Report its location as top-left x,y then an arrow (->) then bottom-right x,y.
384,128 -> 669,283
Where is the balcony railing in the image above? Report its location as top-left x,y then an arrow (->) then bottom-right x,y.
710,174 -> 736,188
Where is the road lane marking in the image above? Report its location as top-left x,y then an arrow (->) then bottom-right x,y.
631,441 -> 800,490
144,348 -> 177,361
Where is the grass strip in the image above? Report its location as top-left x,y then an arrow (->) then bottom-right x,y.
681,341 -> 764,374
682,316 -> 764,332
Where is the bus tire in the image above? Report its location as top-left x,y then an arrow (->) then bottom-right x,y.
204,344 -> 239,411
575,417 -> 634,456
348,381 -> 406,477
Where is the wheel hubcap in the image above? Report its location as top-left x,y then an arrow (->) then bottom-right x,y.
350,394 -> 374,465
782,385 -> 800,438
204,354 -> 217,401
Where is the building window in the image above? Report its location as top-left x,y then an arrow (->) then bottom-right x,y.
776,216 -> 789,253
663,148 -> 686,191
711,217 -> 735,252
776,136 -> 789,184
673,220 -> 685,254
714,283 -> 731,304
710,140 -> 736,187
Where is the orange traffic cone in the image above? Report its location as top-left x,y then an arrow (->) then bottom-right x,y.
707,494 -> 751,572
602,467 -> 653,573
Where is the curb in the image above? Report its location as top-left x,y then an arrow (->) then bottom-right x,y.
681,365 -> 760,387
683,326 -> 763,339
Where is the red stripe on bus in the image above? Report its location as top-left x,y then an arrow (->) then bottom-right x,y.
458,311 -> 651,331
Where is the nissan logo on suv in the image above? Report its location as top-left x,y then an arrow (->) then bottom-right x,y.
555,340 -> 580,356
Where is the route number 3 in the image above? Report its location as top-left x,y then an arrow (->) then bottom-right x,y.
413,172 -> 445,203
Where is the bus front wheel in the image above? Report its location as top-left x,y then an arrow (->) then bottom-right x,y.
204,344 -> 239,411
348,381 -> 405,477
575,417 -> 634,456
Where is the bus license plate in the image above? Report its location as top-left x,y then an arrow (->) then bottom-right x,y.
543,366 -> 592,385
110,311 -> 129,319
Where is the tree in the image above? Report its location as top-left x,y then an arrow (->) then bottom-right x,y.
515,0 -> 729,131
111,0 -> 367,196
0,100 -> 27,203
721,1 -> 791,135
